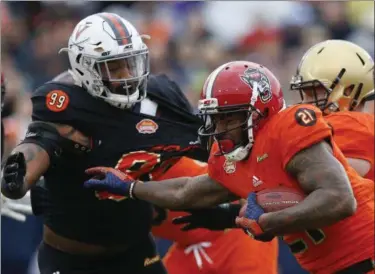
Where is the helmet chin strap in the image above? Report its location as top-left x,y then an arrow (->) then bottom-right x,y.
224,144 -> 251,161
224,82 -> 258,162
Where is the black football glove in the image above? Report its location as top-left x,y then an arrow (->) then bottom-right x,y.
1,152 -> 27,199
172,203 -> 241,231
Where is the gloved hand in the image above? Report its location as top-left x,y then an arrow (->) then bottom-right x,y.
1,191 -> 33,222
84,167 -> 138,198
1,152 -> 27,199
235,192 -> 274,242
172,203 -> 241,231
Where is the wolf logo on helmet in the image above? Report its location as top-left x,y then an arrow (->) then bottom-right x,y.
240,68 -> 272,103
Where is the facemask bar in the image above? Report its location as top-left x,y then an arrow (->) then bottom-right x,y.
198,105 -> 263,157
291,68 -> 346,113
95,49 -> 149,103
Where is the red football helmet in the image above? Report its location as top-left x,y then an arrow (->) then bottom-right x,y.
198,61 -> 285,161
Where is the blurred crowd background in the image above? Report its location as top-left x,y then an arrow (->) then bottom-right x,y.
1,1 -> 374,274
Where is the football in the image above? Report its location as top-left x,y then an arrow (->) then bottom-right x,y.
256,186 -> 305,213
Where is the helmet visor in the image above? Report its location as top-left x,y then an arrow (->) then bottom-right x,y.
96,49 -> 149,96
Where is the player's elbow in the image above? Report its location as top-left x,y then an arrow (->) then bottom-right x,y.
341,194 -> 357,218
330,187 -> 357,220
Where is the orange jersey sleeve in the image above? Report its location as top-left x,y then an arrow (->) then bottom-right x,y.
325,111 -> 374,181
151,157 -> 224,246
275,105 -> 332,169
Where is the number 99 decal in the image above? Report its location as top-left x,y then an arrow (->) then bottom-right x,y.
46,90 -> 70,112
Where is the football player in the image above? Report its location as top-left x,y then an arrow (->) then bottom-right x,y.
85,61 -> 375,274
173,40 -> 375,236
290,39 -> 374,181
172,39 -> 375,273
1,12 -> 207,274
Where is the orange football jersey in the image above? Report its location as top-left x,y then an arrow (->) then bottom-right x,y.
151,157 -> 225,247
325,111 -> 374,181
208,104 -> 374,274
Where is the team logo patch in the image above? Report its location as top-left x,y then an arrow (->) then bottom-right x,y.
223,159 -> 236,174
240,68 -> 272,103
295,108 -> 317,127
256,153 -> 268,163
46,90 -> 70,112
136,119 -> 159,134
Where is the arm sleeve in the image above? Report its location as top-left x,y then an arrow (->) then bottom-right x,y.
277,105 -> 333,169
31,82 -> 81,124
31,82 -> 102,136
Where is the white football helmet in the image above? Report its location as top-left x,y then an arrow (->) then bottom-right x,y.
60,12 -> 150,108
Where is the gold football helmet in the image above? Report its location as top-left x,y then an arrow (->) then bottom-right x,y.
290,40 -> 374,113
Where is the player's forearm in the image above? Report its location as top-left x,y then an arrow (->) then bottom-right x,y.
133,175 -> 235,210
258,188 -> 356,235
133,177 -> 191,210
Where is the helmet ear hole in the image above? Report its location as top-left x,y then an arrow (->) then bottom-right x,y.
76,54 -> 82,64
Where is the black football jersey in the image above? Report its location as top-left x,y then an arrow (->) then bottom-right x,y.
30,74 -> 207,246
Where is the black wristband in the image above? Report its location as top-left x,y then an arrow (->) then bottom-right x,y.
219,203 -> 242,227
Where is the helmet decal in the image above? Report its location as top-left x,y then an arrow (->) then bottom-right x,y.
240,68 -> 272,103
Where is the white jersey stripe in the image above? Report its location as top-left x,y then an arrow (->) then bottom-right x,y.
205,62 -> 235,99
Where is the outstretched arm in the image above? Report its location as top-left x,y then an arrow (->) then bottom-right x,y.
133,174 -> 239,210
258,141 -> 356,235
2,122 -> 90,199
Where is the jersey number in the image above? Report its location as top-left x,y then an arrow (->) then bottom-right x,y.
49,92 -> 66,108
287,228 -> 326,254
96,151 -> 164,202
297,109 -> 314,124
116,151 -> 161,181
116,151 -> 178,181
46,90 -> 70,112
295,108 -> 317,127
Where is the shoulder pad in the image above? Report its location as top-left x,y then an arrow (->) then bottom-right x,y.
147,74 -> 194,113
31,82 -> 106,135
32,82 -> 83,123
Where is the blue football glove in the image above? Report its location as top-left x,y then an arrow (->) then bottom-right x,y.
235,192 -> 274,242
84,167 -> 138,199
